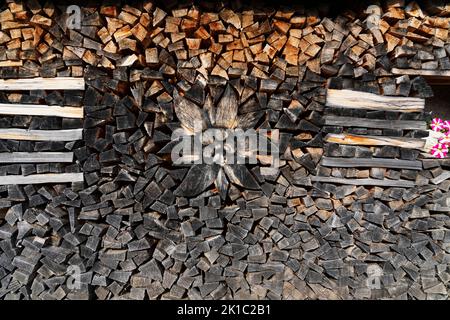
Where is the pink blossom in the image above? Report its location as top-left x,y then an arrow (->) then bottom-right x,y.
439,133 -> 450,145
431,143 -> 449,158
443,120 -> 450,132
431,118 -> 444,132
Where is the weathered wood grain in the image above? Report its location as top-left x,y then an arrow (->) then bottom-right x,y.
0,173 -> 84,185
174,164 -> 219,197
326,89 -> 425,112
426,204 -> 450,212
173,89 -> 206,133
323,115 -> 426,130
0,60 -> 23,67
320,156 -> 423,170
224,164 -> 260,189
0,129 -> 83,141
430,171 -> 450,184
0,152 -> 74,163
311,176 -> 415,187
0,103 -> 83,118
0,77 -> 85,90
324,133 -> 426,150
215,84 -> 239,129
391,68 -> 450,80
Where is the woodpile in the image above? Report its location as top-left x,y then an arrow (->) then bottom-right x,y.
381,3 -> 449,66
0,0 -> 449,300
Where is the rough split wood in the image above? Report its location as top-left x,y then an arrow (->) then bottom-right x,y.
326,89 -> 425,112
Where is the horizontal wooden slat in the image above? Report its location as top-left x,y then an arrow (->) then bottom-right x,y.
0,103 -> 83,118
324,133 -> 426,150
0,173 -> 84,185
0,77 -> 85,90
430,171 -> 450,185
311,176 -> 415,187
391,68 -> 450,80
426,204 -> 450,212
320,156 -> 422,170
323,115 -> 426,130
0,60 -> 22,67
0,152 -> 73,163
0,129 -> 83,141
326,89 -> 424,112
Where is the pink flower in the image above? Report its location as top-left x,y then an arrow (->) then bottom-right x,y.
431,143 -> 449,158
439,132 -> 450,145
443,120 -> 450,132
431,118 -> 444,132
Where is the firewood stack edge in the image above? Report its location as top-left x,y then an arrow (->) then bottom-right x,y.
0,0 -> 449,300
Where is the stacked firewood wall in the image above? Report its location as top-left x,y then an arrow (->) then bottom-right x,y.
0,0 -> 449,300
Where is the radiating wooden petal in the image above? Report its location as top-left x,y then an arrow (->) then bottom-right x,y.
215,84 -> 238,129
184,81 -> 205,105
204,93 -> 215,126
174,164 -> 219,197
173,89 -> 206,133
236,111 -> 264,130
224,164 -> 260,189
157,137 -> 182,154
215,168 -> 229,200
131,81 -> 144,107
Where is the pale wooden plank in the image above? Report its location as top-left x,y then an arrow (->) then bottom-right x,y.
0,173 -> 84,185
426,204 -> 450,212
430,171 -> 450,185
320,156 -> 422,170
323,115 -> 426,130
0,152 -> 73,163
0,103 -> 83,118
324,133 -> 426,150
311,176 -> 415,187
391,68 -> 450,80
0,129 -> 83,141
0,77 -> 85,90
0,60 -> 23,67
326,89 -> 424,112
422,129 -> 445,153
